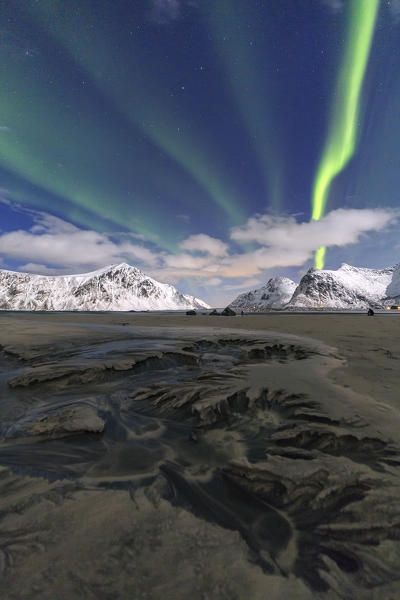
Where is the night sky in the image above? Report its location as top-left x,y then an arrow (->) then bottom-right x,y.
1,0 -> 400,305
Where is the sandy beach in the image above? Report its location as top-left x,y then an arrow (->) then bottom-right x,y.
2,310 -> 399,408
0,312 -> 399,599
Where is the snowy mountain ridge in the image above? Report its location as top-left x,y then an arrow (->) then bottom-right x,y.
288,263 -> 400,309
228,277 -> 297,311
0,263 -> 210,311
227,263 -> 400,311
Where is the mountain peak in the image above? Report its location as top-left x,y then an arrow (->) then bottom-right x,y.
228,276 -> 297,311
289,262 -> 396,309
111,262 -> 134,270
105,262 -> 140,272
0,264 -> 210,311
91,263 -> 146,279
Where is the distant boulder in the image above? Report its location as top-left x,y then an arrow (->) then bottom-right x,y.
221,306 -> 236,316
209,309 -> 220,315
186,309 -> 197,315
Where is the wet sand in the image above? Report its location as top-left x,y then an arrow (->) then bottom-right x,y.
0,312 -> 399,599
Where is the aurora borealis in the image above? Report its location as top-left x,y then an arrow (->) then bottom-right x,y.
1,0 -> 400,304
311,0 -> 379,269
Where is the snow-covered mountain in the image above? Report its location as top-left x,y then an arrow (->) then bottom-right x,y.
228,277 -> 297,311
288,263 -> 398,309
0,263 -> 211,311
385,264 -> 400,303
227,263 -> 400,311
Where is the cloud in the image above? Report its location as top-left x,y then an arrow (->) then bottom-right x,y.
222,278 -> 262,291
120,242 -> 160,266
136,207 -> 399,283
387,0 -> 400,21
104,231 -> 149,243
150,0 -> 180,24
230,207 -> 398,262
0,203 -> 398,295
18,263 -> 72,276
321,0 -> 344,12
0,211 -> 161,271
179,233 -> 228,256
130,232 -> 149,241
149,0 -> 198,25
163,252 -> 210,269
203,277 -> 222,286
30,212 -> 79,235
322,0 -> 400,22
176,213 -> 191,223
157,207 -> 399,281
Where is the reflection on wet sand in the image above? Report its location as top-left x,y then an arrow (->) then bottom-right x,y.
0,316 -> 399,599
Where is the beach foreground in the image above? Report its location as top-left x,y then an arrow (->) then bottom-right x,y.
0,312 -> 399,599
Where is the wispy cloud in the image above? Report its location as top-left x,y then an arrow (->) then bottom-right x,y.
18,263 -> 73,276
321,0 -> 344,13
227,208 -> 399,275
322,0 -> 400,22
0,210 -> 161,272
150,0 -> 180,24
230,208 -> 396,250
387,0 -> 400,21
149,0 -> 197,25
222,278 -> 262,291
152,208 -> 399,283
30,212 -> 79,235
203,277 -> 222,286
179,233 -> 228,257
176,213 -> 191,223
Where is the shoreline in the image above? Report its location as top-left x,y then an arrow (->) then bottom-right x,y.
1,311 -> 399,405
0,312 -> 399,598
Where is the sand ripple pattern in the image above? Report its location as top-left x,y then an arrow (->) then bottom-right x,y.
0,323 -> 399,599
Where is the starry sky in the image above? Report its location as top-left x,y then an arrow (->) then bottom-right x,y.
0,0 -> 400,305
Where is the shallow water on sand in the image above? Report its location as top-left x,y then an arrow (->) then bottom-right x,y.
0,321 -> 399,599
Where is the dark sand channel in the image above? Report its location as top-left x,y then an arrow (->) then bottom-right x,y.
0,312 -> 399,599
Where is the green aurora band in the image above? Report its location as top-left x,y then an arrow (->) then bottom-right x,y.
0,42 -> 179,249
205,0 -> 282,210
26,0 -> 244,225
311,0 -> 379,269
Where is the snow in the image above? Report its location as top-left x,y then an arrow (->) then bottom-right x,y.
0,263 -> 211,311
288,263 -> 398,309
228,263 -> 400,311
3,260 -> 399,312
228,277 -> 297,311
386,264 -> 400,299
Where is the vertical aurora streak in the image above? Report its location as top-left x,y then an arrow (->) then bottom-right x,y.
311,0 -> 379,269
205,0 -> 282,210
